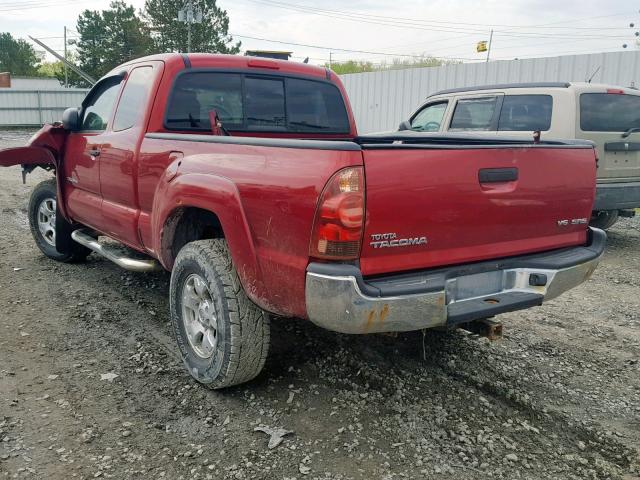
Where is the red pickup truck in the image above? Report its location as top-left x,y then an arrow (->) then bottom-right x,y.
0,53 -> 605,388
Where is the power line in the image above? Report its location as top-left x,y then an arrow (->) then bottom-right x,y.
237,0 -> 634,38
229,32 -> 481,61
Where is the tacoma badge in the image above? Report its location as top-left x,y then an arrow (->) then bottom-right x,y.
370,232 -> 428,249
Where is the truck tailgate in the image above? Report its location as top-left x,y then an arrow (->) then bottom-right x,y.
359,138 -> 597,276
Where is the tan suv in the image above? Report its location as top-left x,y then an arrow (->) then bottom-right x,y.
400,82 -> 640,229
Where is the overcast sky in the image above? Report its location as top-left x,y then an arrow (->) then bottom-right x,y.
1,0 -> 637,66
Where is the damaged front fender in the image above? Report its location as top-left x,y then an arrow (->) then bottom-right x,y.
0,146 -> 57,168
0,123 -> 67,169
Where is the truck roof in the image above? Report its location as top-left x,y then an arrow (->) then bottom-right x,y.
112,53 -> 331,81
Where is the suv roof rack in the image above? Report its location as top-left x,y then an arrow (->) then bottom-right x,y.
429,82 -> 571,97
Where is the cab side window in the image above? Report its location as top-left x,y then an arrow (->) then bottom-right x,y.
449,96 -> 498,131
498,95 -> 552,131
81,79 -> 122,132
410,102 -> 448,132
113,66 -> 154,132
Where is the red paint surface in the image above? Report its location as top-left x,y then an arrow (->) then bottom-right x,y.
360,147 -> 596,275
0,53 -> 599,319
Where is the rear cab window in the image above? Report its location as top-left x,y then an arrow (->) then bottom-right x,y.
579,92 -> 640,132
165,71 -> 350,134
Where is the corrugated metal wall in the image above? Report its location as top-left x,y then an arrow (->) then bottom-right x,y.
0,89 -> 88,126
340,51 -> 640,134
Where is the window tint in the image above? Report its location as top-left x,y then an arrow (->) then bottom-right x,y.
245,77 -> 286,130
287,78 -> 350,132
580,93 -> 640,132
81,80 -> 121,131
113,66 -> 154,131
449,96 -> 498,131
410,102 -> 447,132
498,95 -> 552,131
165,72 -> 350,134
165,73 -> 243,130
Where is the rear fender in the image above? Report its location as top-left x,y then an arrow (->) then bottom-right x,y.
152,171 -> 270,311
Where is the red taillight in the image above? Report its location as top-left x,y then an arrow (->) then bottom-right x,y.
310,167 -> 365,260
606,88 -> 625,95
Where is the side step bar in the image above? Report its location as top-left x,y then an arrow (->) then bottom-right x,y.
71,229 -> 161,272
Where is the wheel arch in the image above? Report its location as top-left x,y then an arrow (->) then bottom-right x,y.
152,172 -> 269,310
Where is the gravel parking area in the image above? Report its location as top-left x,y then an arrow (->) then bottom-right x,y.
0,130 -> 639,480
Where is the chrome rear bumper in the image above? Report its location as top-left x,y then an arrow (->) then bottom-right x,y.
305,228 -> 606,334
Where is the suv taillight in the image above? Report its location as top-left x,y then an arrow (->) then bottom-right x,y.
310,167 -> 365,260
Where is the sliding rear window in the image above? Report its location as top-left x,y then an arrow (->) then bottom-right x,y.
165,72 -> 350,134
580,93 -> 640,132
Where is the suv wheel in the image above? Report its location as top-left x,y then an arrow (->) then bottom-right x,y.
589,210 -> 619,230
28,179 -> 90,262
170,239 -> 270,389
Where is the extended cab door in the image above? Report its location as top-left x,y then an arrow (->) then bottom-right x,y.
63,75 -> 124,229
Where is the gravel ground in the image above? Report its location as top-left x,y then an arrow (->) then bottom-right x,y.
0,130 -> 639,480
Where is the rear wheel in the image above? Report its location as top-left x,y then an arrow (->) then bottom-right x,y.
589,210 -> 619,230
28,179 -> 90,262
170,239 -> 270,389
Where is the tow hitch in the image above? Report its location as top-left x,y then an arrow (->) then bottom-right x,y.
460,317 -> 503,340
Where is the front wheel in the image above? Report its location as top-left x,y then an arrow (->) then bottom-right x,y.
170,239 -> 270,389
28,179 -> 90,262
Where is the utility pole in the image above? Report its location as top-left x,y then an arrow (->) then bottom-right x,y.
63,26 -> 68,88
178,0 -> 203,53
486,29 -> 493,63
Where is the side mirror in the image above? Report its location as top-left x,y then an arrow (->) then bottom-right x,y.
62,107 -> 80,131
398,120 -> 411,131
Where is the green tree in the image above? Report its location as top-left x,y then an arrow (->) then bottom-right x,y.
74,1 -> 153,84
37,61 -> 64,78
326,60 -> 376,75
143,0 -> 240,54
326,56 -> 458,75
0,32 -> 40,76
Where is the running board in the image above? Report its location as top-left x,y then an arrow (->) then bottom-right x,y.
71,229 -> 161,272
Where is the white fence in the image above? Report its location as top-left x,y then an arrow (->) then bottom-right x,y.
0,89 -> 88,126
341,50 -> 640,134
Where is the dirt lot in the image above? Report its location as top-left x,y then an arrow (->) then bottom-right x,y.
0,130 -> 639,480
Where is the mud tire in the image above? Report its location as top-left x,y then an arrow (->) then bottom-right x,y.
170,239 -> 270,389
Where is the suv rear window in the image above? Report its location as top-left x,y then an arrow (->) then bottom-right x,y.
580,93 -> 640,132
450,97 -> 498,130
165,72 -> 350,134
498,95 -> 552,131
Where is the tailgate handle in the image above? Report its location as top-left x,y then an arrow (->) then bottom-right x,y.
478,167 -> 518,183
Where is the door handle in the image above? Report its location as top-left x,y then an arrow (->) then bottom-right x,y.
478,167 -> 518,183
88,148 -> 101,160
